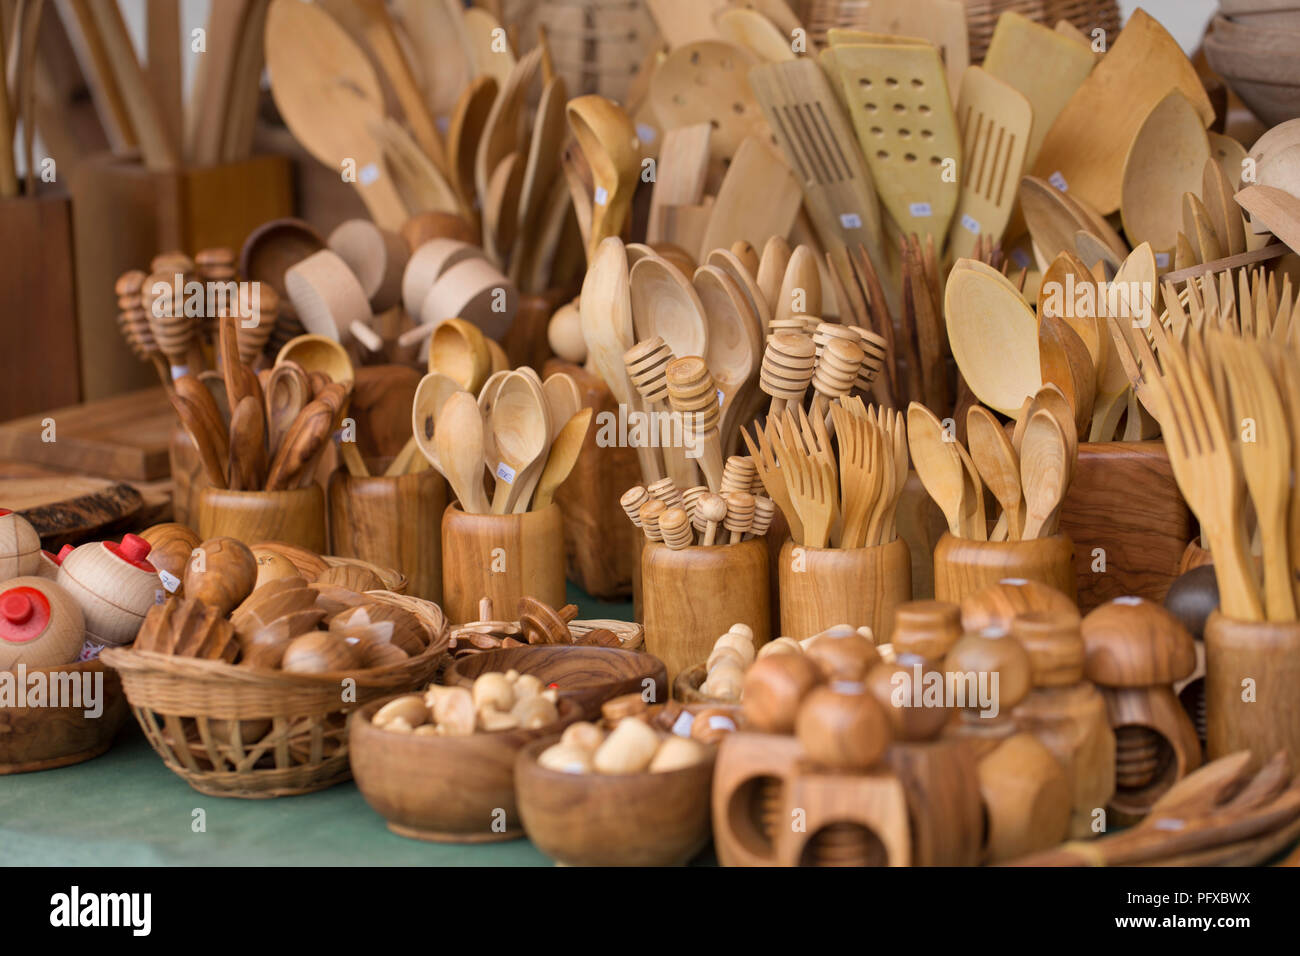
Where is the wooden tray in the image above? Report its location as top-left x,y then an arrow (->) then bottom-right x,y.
1,472 -> 146,550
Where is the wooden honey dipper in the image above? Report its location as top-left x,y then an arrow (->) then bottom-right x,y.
811,336 -> 864,418
720,455 -> 757,494
142,269 -> 199,377
639,499 -> 666,541
723,491 -> 755,544
234,283 -> 279,368
665,355 -> 724,491
626,336 -> 698,489
682,484 -> 707,526
768,316 -> 818,336
696,492 -> 728,546
760,331 -> 816,418
150,249 -> 200,367
659,506 -> 694,550
749,495 -> 775,539
854,327 -> 888,392
647,477 -> 683,510
115,269 -> 171,387
195,247 -> 236,346
620,485 -> 649,527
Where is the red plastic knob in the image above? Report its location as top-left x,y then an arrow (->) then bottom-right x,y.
57,544 -> 74,562
0,587 -> 50,643
2,592 -> 32,624
106,533 -> 156,571
0,508 -> 11,517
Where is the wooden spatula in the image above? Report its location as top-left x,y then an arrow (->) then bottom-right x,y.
947,65 -> 1032,262
1030,9 -> 1213,215
1120,91 -> 1211,253
698,134 -> 801,263
826,0 -> 968,101
649,40 -> 760,167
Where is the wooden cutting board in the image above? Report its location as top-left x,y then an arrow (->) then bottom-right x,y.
0,469 -> 146,550
0,387 -> 175,480
1030,9 -> 1213,216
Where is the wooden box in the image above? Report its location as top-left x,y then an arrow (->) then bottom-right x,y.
70,153 -> 293,401
0,192 -> 81,420
542,359 -> 641,599
1057,441 -> 1192,612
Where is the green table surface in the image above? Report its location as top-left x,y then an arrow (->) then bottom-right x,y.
0,585 -> 637,867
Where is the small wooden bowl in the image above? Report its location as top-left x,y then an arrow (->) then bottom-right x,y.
673,663 -> 735,706
0,660 -> 130,773
444,645 -> 667,719
349,694 -> 582,842
515,735 -> 716,866
239,217 -> 326,298
422,257 -> 518,341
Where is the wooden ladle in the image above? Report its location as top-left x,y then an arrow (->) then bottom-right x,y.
429,317 -> 491,393
488,370 -> 551,513
566,94 -> 641,261
436,390 -> 492,514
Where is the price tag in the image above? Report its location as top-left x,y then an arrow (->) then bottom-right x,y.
79,641 -> 104,662
495,462 -> 517,483
671,711 -> 695,738
158,569 -> 181,594
961,214 -> 981,235
593,186 -> 609,206
1155,252 -> 1170,269
635,123 -> 656,144
839,212 -> 862,229
359,163 -> 380,185
1011,248 -> 1032,268
1048,171 -> 1069,192
717,389 -> 724,406
909,202 -> 933,217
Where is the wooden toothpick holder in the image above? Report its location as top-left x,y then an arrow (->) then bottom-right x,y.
933,532 -> 1077,607
1204,612 -> 1300,770
641,538 -> 771,689
197,486 -> 328,553
440,504 -> 567,626
778,537 -> 911,644
328,465 -> 447,602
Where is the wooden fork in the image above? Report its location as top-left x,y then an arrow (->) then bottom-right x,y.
742,420 -> 803,545
771,426 -> 834,548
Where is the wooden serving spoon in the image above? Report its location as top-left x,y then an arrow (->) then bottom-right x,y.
436,390 -> 492,514
907,402 -> 967,538
566,94 -> 641,261
1019,409 -> 1069,539
630,254 -> 708,358
967,405 -> 1023,541
532,408 -> 594,510
264,361 -> 311,457
694,264 -> 760,453
406,371 -> 465,475
488,371 -> 551,513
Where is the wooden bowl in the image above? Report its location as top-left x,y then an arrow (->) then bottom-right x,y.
349,694 -> 582,842
0,660 -> 130,773
444,645 -> 667,719
515,735 -> 715,866
673,663 -> 735,705
239,217 -> 326,299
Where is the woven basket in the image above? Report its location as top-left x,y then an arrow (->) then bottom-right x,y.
805,0 -> 1119,60
537,0 -> 660,102
100,591 -> 448,798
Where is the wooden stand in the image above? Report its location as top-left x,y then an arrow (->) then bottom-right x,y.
642,538 -> 771,688
933,532 -> 1077,606
197,486 -> 327,553
70,153 -> 293,401
1204,612 -> 1300,770
712,731 -> 806,867
328,466 -> 447,602
440,504 -> 567,625
778,538 -> 911,644
1058,442 -> 1192,611
542,360 -> 641,599
0,192 -> 80,420
884,738 -> 983,865
775,766 -> 912,866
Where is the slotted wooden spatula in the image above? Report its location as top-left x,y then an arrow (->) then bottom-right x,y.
825,0 -> 968,100
947,65 -> 1031,262
749,58 -> 885,271
829,42 -> 960,249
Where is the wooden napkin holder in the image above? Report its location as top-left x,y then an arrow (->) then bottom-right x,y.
69,153 -> 293,401
1058,441 -> 1192,612
778,537 -> 911,644
541,359 -> 641,600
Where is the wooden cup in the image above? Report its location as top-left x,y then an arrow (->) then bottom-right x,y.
440,503 -> 567,625
197,486 -> 327,552
328,466 -> 447,602
1204,612 -> 1300,768
168,425 -> 210,530
932,532 -> 1077,607
778,537 -> 911,644
641,538 -> 771,688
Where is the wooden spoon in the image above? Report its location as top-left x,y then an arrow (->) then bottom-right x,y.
429,317 -> 491,392
1120,90 -> 1211,253
488,371 -> 551,514
967,405 -> 1023,541
945,260 -> 1041,416
695,264 -> 761,452
541,373 -> 582,443
532,408 -> 594,510
408,371 -> 465,475
446,74 -> 497,217
1019,409 -> 1069,539
630,254 -> 708,358
907,402 -> 967,538
273,332 -> 366,477
436,390 -> 492,514
264,361 -> 311,457
566,94 -> 641,261
228,395 -> 268,492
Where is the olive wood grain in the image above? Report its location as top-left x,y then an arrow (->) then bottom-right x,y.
778,537 -> 911,644
1204,612 -> 1300,770
933,531 -> 1076,606
440,503 -> 566,625
196,486 -> 327,552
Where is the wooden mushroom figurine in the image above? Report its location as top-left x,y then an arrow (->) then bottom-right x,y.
1080,596 -> 1201,825
889,600 -> 963,663
960,578 -> 1079,634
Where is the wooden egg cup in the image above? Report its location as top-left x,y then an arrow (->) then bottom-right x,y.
1057,441 -> 1192,611
641,538 -> 771,689
348,694 -> 582,843
933,531 -> 1077,606
197,486 -> 327,553
1204,611 -> 1300,770
778,537 -> 911,644
0,660 -> 130,774
328,465 -> 447,603
1101,684 -> 1202,824
440,504 -> 566,626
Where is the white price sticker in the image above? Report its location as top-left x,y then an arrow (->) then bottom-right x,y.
839,212 -> 863,229
671,711 -> 695,738
158,570 -> 180,593
909,202 -> 933,217
1155,252 -> 1170,269
635,123 -> 656,144
1048,171 -> 1068,192
593,186 -> 609,206
495,462 -> 517,483
1012,248 -> 1032,268
961,214 -> 981,235
359,163 -> 380,185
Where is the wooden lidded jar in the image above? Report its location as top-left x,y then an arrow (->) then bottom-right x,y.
0,509 -> 42,580
1010,611 -> 1117,839
0,577 -> 86,669
56,533 -> 162,655
1080,596 -> 1201,825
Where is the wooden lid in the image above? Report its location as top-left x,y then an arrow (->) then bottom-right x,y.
961,578 -> 1079,633
1010,611 -> 1085,687
1080,596 -> 1196,687
892,599 -> 962,659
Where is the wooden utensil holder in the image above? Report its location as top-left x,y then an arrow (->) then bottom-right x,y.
440,504 -> 567,625
933,532 -> 1077,607
642,539 -> 771,688
328,466 -> 447,602
778,538 -> 911,644
197,486 -> 327,552
0,192 -> 80,420
169,425 -> 210,530
70,153 -> 293,401
1204,612 -> 1300,769
1058,441 -> 1192,611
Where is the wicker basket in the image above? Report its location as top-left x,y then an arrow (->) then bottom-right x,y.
100,591 -> 448,798
538,0 -> 660,102
805,0 -> 1119,60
